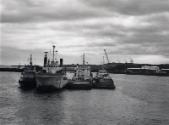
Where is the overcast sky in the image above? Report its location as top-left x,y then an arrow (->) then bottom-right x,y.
1,0 -> 169,65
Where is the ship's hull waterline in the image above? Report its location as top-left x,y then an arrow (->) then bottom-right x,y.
92,78 -> 115,89
66,80 -> 92,90
36,73 -> 68,91
19,71 -> 36,89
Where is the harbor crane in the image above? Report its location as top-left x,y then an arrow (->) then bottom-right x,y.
104,49 -> 110,64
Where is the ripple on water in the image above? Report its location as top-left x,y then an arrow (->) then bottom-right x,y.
0,72 -> 169,125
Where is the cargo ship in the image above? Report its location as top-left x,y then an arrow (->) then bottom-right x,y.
35,45 -> 68,91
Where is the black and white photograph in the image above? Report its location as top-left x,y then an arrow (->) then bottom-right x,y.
0,0 -> 169,124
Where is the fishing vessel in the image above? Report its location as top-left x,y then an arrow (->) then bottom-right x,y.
19,55 -> 36,89
35,45 -> 68,91
66,54 -> 92,89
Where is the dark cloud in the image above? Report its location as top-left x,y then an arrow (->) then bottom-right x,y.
1,0 -> 111,23
83,0 -> 169,15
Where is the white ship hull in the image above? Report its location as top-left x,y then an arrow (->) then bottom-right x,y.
36,73 -> 68,90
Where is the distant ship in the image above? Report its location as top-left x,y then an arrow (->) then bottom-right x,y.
19,54 -> 37,89
35,45 -> 68,91
66,54 -> 92,89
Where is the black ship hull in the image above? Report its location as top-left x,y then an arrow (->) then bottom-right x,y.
66,80 -> 92,90
92,78 -> 115,89
19,78 -> 36,89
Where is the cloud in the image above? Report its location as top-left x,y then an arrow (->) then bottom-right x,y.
1,0 -> 110,23
134,55 -> 169,64
1,0 -> 169,65
2,0 -> 169,23
83,0 -> 169,15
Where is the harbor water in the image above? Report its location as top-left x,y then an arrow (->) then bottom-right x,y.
0,72 -> 169,125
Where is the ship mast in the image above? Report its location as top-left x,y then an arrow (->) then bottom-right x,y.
44,52 -> 48,67
52,45 -> 55,63
30,54 -> 32,66
83,53 -> 85,65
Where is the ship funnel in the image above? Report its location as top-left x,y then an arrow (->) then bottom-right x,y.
60,58 -> 63,67
44,52 -> 48,67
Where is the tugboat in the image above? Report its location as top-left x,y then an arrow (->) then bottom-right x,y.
35,45 -> 68,92
66,54 -> 92,90
92,69 -> 115,89
92,50 -> 115,89
19,54 -> 36,89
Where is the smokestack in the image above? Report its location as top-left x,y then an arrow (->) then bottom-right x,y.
44,52 -> 48,67
60,58 -> 63,67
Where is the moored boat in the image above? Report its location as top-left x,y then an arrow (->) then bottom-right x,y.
66,54 -> 92,90
35,45 -> 68,92
92,69 -> 115,89
19,68 -> 36,89
92,49 -> 115,89
19,55 -> 36,89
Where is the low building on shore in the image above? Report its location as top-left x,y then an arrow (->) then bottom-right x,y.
126,65 -> 169,75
